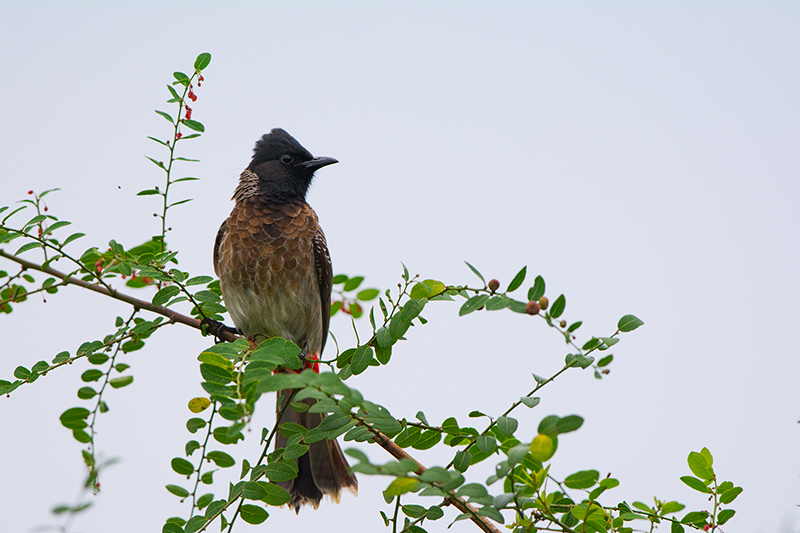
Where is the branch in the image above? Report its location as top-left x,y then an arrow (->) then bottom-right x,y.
0,249 -> 237,343
2,249 -> 500,532
354,417 -> 502,533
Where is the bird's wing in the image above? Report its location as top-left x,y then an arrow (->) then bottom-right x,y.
213,218 -> 228,277
312,227 -> 332,356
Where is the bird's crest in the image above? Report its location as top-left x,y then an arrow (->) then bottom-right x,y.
249,128 -> 313,169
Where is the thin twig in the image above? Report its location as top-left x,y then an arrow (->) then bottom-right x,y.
0,249 -> 237,342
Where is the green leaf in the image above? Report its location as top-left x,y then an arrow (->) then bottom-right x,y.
171,457 -> 195,476
699,446 -> 713,466
528,275 -> 546,301
59,407 -> 90,429
182,119 -> 205,132
185,440 -> 200,456
155,110 -> 174,124
456,483 -> 488,498
564,469 -> 599,489
196,493 -> 213,509
62,232 -> 85,246
717,509 -> 735,525
152,286 -> 180,306
186,418 -> 206,433
242,481 -> 267,501
507,266 -> 527,292
537,415 -> 560,436
240,504 -> 268,525
52,351 -> 70,364
680,510 -> 709,526
401,298 -> 427,322
384,477 -> 420,497
410,279 -> 446,299
263,461 -> 298,483
147,135 -> 169,147
168,198 -> 194,208
109,376 -> 133,389
550,294 -> 566,318
555,415 -> 583,435
618,314 -> 644,332
441,417 -> 460,434
477,506 -> 505,523
350,345 -> 374,375
485,295 -> 511,311
166,484 -> 190,498
185,275 -> 214,286
680,476 -> 711,494
661,501 -> 685,514
375,343 -> 392,365
343,275 -> 364,291
357,288 -> 379,301
77,387 -> 97,400
81,369 -> 103,382
520,396 -> 540,408
24,214 -> 47,227
687,451 -> 713,480
394,426 -> 421,448
15,242 -> 41,256
459,294 -> 489,316
412,430 -> 441,450
45,220 -> 71,233
476,435 -> 497,454
720,486 -> 743,504
257,482 -> 291,505
495,416 -> 518,436
464,261 -> 485,283
419,467 -> 450,483
194,52 -> 212,70
207,451 -> 235,468
401,504 -> 427,518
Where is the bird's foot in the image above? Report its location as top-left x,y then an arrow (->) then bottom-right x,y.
298,342 -> 309,362
200,318 -> 239,344
298,343 -> 320,372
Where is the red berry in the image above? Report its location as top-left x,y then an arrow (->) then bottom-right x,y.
176,132 -> 182,139
525,300 -> 541,315
27,190 -> 33,194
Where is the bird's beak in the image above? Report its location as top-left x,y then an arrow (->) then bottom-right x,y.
299,156 -> 338,172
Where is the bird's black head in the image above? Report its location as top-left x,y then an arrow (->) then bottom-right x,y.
246,128 -> 337,202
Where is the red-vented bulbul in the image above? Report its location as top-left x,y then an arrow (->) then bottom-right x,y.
213,128 -> 357,511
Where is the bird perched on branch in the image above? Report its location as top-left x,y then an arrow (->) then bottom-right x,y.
213,128 -> 357,511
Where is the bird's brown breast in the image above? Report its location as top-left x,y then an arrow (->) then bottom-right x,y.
215,197 -> 324,352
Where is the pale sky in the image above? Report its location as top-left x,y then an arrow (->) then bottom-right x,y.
1,2 -> 799,533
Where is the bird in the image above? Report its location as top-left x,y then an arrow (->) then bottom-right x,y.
212,128 -> 357,511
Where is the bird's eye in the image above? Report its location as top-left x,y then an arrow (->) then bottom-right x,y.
280,154 -> 294,165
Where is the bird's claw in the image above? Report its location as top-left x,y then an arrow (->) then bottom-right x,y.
298,343 -> 309,362
200,318 -> 238,344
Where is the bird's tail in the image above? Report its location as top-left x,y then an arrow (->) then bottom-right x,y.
275,390 -> 358,512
